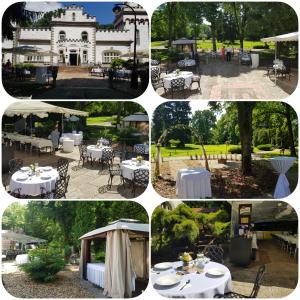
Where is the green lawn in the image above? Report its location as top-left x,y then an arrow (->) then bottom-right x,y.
151,143 -> 295,158
151,39 -> 274,51
86,116 -> 116,126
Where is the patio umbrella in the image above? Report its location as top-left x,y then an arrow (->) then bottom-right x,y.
261,32 -> 298,84
2,45 -> 42,55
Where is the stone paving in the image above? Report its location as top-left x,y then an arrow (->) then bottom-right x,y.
3,147 -> 147,199
155,59 -> 297,99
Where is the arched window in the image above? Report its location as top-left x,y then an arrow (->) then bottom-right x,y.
102,50 -> 120,63
72,12 -> 76,21
82,31 -> 88,41
136,29 -> 140,46
59,31 -> 66,40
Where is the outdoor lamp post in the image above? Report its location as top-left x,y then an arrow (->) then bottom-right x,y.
113,3 -> 138,89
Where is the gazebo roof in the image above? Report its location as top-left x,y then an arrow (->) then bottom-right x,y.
261,32 -> 298,42
80,220 -> 149,240
1,230 -> 47,244
172,37 -> 196,45
122,112 -> 149,122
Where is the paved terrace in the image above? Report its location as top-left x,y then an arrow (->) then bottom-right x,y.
155,58 -> 297,99
3,147 -> 147,199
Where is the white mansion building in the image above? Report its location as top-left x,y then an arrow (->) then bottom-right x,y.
3,2 -> 149,66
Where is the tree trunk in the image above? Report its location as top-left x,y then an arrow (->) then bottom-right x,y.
284,103 -> 297,156
211,23 -> 217,52
237,102 -> 255,175
167,3 -> 176,49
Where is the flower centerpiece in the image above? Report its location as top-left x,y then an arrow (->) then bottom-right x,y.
136,155 -> 143,165
30,163 -> 35,174
175,69 -> 180,76
180,252 -> 193,268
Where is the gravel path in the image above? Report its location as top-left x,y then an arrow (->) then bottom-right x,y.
2,266 -> 98,298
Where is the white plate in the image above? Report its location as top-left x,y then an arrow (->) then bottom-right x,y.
154,262 -> 173,270
16,174 -> 28,181
20,167 -> 31,172
43,166 -> 52,171
155,274 -> 181,287
206,268 -> 225,277
41,175 -> 51,180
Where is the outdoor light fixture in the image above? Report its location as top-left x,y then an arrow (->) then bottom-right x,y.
112,3 -> 138,89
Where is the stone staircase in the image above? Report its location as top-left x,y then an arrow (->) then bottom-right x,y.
58,66 -> 89,73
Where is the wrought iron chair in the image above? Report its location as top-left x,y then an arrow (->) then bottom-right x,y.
99,148 -> 114,170
151,70 -> 164,91
78,144 -> 91,166
214,265 -> 266,298
134,145 -> 146,156
41,175 -> 70,199
203,245 -> 224,264
170,77 -> 187,99
132,169 -> 149,197
108,164 -> 122,188
57,158 -> 69,179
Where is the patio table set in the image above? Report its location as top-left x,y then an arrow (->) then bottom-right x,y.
151,260 -> 231,298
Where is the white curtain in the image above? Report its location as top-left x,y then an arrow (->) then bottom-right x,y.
103,230 -> 134,298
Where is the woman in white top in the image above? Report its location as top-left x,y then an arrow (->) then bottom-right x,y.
49,125 -> 60,152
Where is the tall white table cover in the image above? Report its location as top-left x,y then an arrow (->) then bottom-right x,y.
61,133 -> 83,146
10,168 -> 59,196
15,254 -> 29,265
87,263 -> 136,290
163,72 -> 193,89
35,66 -> 48,84
152,261 -> 231,298
121,160 -> 150,180
176,168 -> 212,199
86,145 -> 112,159
270,157 -> 296,198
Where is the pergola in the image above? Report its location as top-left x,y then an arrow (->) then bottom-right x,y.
79,219 -> 149,298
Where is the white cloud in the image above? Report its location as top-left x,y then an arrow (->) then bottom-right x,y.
190,101 -> 209,114
25,2 -> 63,13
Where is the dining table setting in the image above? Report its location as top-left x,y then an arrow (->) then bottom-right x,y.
120,158 -> 150,180
151,253 -> 232,298
163,71 -> 194,90
10,164 -> 59,197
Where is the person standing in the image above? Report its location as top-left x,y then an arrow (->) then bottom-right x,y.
221,45 -> 226,61
49,125 -> 60,152
226,45 -> 232,62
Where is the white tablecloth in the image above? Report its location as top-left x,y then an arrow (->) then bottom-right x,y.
87,145 -> 112,159
274,233 -> 298,248
163,71 -> 193,89
270,157 -> 296,198
178,59 -> 196,67
61,133 -> 83,146
10,168 -> 59,196
87,263 -> 135,290
15,254 -> 29,265
133,144 -> 149,154
152,261 -> 231,298
176,168 -> 212,199
35,66 -> 48,84
121,160 -> 150,180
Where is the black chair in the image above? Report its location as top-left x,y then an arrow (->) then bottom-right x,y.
41,175 -> 70,199
203,245 -> 224,264
170,77 -> 187,99
132,169 -> 149,197
280,59 -> 292,80
57,158 -> 69,179
134,145 -> 146,156
9,159 -> 23,175
214,265 -> 266,298
108,164 -> 122,188
78,144 -> 91,166
99,148 -> 114,169
151,71 -> 164,91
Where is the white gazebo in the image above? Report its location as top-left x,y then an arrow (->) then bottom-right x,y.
79,219 -> 149,298
172,38 -> 197,58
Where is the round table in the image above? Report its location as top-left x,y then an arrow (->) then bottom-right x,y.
152,261 -> 232,298
86,145 -> 112,160
10,167 -> 59,196
163,71 -> 193,89
15,254 -> 29,265
270,156 -> 296,198
176,168 -> 212,199
177,59 -> 196,67
120,160 -> 150,180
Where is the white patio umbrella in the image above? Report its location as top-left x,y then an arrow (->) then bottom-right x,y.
261,32 -> 298,84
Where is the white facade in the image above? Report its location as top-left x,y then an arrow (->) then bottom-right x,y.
4,3 -> 148,66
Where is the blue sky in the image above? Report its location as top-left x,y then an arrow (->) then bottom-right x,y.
26,2 -> 120,25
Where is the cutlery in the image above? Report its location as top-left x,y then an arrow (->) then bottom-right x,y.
179,279 -> 190,291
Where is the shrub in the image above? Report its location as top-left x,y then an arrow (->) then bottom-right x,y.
19,247 -> 65,283
228,145 -> 254,154
253,44 -> 269,49
110,58 -> 126,69
257,144 -> 274,151
168,139 -> 181,148
117,127 -> 143,146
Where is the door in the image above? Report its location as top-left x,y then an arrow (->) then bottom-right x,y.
69,53 -> 77,66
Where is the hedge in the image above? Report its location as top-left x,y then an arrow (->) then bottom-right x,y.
256,144 -> 274,151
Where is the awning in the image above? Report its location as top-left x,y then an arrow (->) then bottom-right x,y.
2,46 -> 59,57
2,230 -> 46,244
4,101 -> 89,118
261,32 -> 298,42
